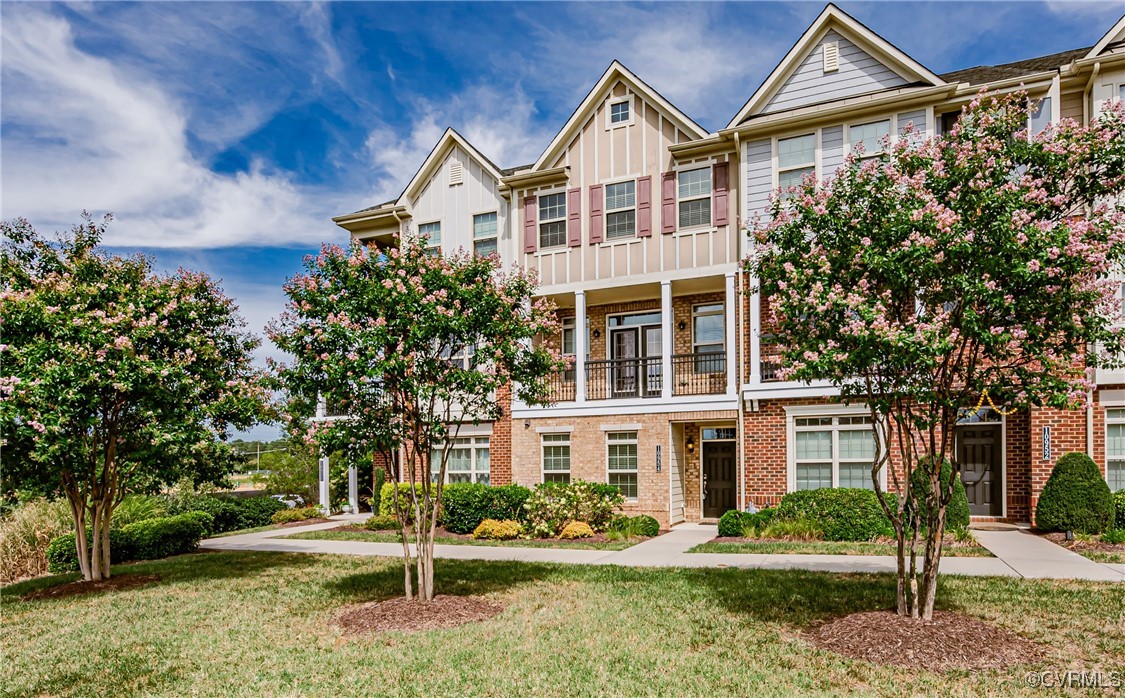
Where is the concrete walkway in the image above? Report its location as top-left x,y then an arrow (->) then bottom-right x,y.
201,519 -> 1125,582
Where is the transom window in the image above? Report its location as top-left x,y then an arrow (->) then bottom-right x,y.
605,181 -> 636,239
794,415 -> 876,490
1106,409 -> 1125,491
702,427 -> 736,440
539,193 -> 567,249
418,221 -> 442,256
777,134 -> 816,199
692,303 -> 725,374
607,431 -> 638,500
677,167 -> 712,229
542,433 -> 571,483
850,119 -> 891,158
431,437 -> 490,484
610,100 -> 630,124
473,212 -> 498,257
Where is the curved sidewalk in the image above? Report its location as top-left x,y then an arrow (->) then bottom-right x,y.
201,521 -> 1125,582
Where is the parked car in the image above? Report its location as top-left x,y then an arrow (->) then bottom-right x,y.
270,494 -> 305,509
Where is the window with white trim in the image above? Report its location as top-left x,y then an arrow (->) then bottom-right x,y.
677,167 -> 711,229
610,100 -> 630,124
431,437 -> 490,484
538,193 -> 567,249
473,212 -> 498,257
605,181 -> 636,239
1106,409 -> 1125,491
777,134 -> 815,200
607,431 -> 638,500
418,222 -> 441,256
541,433 -> 571,483
692,302 -> 725,374
794,415 -> 876,490
850,119 -> 891,158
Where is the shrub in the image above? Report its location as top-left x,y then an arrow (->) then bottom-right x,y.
0,499 -> 73,583
364,514 -> 400,531
472,519 -> 522,540
717,510 -> 743,537
907,458 -> 970,531
760,518 -> 823,540
608,514 -> 659,539
718,508 -> 778,538
123,512 -> 210,560
1114,490 -> 1125,530
1100,528 -> 1125,545
558,521 -> 594,539
523,480 -> 624,537
777,488 -> 895,541
166,494 -> 286,534
46,528 -> 137,573
442,483 -> 532,534
1035,452 -> 1115,534
379,483 -> 441,524
112,495 -> 167,528
271,507 -> 322,525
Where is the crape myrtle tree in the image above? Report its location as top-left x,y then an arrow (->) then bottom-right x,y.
269,236 -> 565,601
747,93 -> 1125,619
1,215 -> 266,581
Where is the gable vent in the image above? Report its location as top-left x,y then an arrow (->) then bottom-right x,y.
822,41 -> 839,73
448,160 -> 463,186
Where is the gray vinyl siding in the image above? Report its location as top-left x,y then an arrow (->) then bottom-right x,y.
820,126 -> 844,179
896,109 -> 928,136
744,138 -> 773,221
763,30 -> 910,115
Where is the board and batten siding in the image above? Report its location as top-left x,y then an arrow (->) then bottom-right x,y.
743,139 -> 773,223
763,30 -> 910,115
520,80 -> 737,289
410,145 -> 510,264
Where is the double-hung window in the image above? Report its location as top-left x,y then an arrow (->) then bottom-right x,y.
431,437 -> 490,484
677,167 -> 711,229
692,303 -> 725,374
473,212 -> 498,256
418,222 -> 442,256
607,432 -> 638,500
794,415 -> 876,490
541,433 -> 571,483
777,134 -> 816,199
605,181 -> 636,239
1106,409 -> 1125,491
850,119 -> 891,158
538,193 -> 567,249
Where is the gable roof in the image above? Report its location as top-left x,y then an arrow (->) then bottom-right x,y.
940,47 -> 1092,86
726,3 -> 944,128
400,127 -> 506,202
531,60 -> 710,170
1086,14 -> 1125,59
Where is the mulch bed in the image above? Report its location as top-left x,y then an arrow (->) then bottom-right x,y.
20,573 -> 162,602
1043,532 -> 1125,556
335,524 -> 636,545
805,610 -> 1044,671
335,594 -> 504,635
278,517 -> 332,528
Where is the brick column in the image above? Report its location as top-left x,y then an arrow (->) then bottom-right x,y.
1027,405 -> 1087,523
490,384 -> 513,485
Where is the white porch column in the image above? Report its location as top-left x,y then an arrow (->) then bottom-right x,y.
318,457 -> 331,513
749,273 -> 761,385
347,464 -> 359,513
725,272 -> 737,397
575,290 -> 587,403
661,280 -> 673,399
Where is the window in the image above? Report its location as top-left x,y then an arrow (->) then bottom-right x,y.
431,437 -> 490,484
418,222 -> 441,255
692,303 -> 725,373
1106,409 -> 1125,491
607,432 -> 638,500
538,193 -> 567,249
777,134 -> 816,199
473,212 -> 498,257
541,433 -> 571,483
677,167 -> 711,229
562,316 -> 576,382
1029,97 -> 1052,136
794,415 -> 876,490
850,119 -> 891,158
703,427 -> 737,440
610,100 -> 630,124
605,181 -> 636,239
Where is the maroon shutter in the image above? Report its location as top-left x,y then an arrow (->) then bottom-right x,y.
712,162 -> 729,227
661,171 -> 676,234
636,176 -> 652,237
523,196 -> 537,253
567,187 -> 582,247
589,184 -> 604,244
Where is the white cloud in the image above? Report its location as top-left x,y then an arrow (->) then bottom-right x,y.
0,8 -> 347,248
298,2 -> 345,85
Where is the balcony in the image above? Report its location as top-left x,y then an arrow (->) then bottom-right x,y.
547,352 -> 727,402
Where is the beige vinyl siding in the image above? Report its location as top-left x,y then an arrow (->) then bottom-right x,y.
411,146 -> 509,264
1060,90 -> 1084,122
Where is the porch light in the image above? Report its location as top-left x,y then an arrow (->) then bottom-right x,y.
592,329 -> 601,338
686,436 -> 695,455
677,320 -> 687,331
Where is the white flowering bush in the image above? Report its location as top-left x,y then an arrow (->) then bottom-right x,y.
523,480 -> 624,537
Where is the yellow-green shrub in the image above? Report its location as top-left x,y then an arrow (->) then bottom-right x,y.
472,519 -> 522,540
559,521 -> 594,539
270,506 -> 322,525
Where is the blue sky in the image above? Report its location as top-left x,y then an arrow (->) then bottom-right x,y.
3,1 -> 1121,438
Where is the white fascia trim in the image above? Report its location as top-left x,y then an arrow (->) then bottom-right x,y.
1086,16 -> 1125,60
600,423 -> 644,431
512,397 -> 739,419
741,383 -> 841,400
783,403 -> 869,416
536,264 -> 738,297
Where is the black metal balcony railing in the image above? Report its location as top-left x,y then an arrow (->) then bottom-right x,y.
546,352 -> 728,402
672,352 -> 726,396
586,357 -> 663,400
760,339 -> 783,382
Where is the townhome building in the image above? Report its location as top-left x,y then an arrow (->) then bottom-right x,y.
333,3 -> 1125,527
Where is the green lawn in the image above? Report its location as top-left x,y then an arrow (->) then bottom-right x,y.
1079,550 -> 1125,564
690,539 -> 994,557
284,528 -> 636,551
3,551 -> 1122,697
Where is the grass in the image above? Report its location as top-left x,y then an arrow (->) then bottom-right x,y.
2,551 -> 1123,697
1077,550 -> 1125,564
284,528 -> 637,551
690,539 -> 995,557
208,524 -> 282,538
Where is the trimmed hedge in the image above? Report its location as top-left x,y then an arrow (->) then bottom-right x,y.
166,495 -> 286,534
717,508 -> 777,537
379,483 -> 442,523
472,519 -> 522,540
777,488 -> 895,542
907,458 -> 970,531
46,511 -> 213,573
1115,489 -> 1125,530
1035,452 -> 1115,534
364,514 -> 400,531
271,507 -> 322,525
559,521 -> 594,539
442,483 -> 531,534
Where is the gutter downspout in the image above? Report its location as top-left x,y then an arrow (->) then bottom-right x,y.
1083,62 -> 1101,124
1087,389 -> 1095,458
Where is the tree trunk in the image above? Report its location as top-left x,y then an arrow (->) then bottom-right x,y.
99,500 -> 113,580
89,501 -> 105,581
